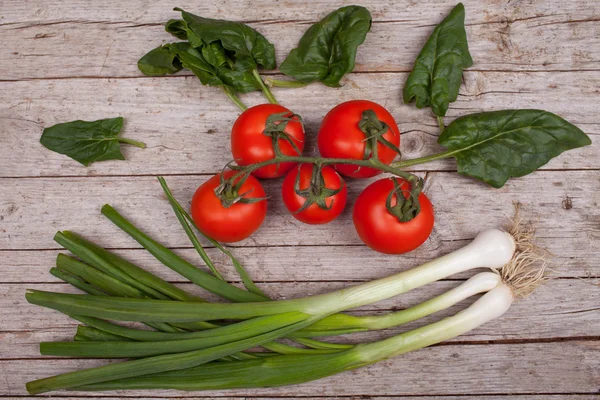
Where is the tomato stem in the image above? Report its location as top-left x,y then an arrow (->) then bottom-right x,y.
252,70 -> 279,104
230,154 -> 421,186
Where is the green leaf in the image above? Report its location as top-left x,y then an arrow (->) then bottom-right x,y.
279,6 -> 372,87
175,8 -> 276,70
201,42 -> 229,68
403,3 -> 473,117
164,19 -> 189,40
438,110 -> 592,188
217,61 -> 261,93
168,43 -> 223,86
138,42 -> 260,94
137,46 -> 182,76
40,117 -> 145,166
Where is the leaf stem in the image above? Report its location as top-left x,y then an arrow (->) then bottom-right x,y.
252,70 -> 279,104
266,78 -> 308,89
117,138 -> 146,149
221,87 -> 248,112
390,150 -> 454,168
437,116 -> 445,134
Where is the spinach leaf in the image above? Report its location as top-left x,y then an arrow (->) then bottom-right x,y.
138,46 -> 182,76
279,6 -> 372,87
40,117 -> 145,166
403,3 -> 473,117
174,8 -> 276,70
438,110 -> 592,187
165,19 -> 189,40
138,43 -> 259,93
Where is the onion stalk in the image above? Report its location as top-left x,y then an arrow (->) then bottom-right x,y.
26,228 -> 517,323
79,283 -> 516,392
40,272 -> 502,357
26,221 -> 538,394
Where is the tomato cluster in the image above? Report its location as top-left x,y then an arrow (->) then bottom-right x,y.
190,100 -> 434,254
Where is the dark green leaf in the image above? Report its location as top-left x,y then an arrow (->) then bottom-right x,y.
438,110 -> 592,187
279,6 -> 372,87
138,42 -> 259,94
168,43 -> 223,87
40,117 -> 145,166
217,61 -> 261,93
175,8 -> 276,70
137,46 -> 182,76
403,3 -> 473,117
201,42 -> 229,68
164,19 -> 189,40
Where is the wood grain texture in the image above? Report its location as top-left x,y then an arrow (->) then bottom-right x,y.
9,397 -> 600,400
0,71 -> 597,178
2,341 -> 598,396
1,0 -> 599,398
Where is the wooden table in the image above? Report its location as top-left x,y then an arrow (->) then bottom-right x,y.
1,0 -> 599,398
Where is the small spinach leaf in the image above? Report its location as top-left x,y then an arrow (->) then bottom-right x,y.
174,8 -> 276,70
438,110 -> 592,188
40,117 -> 145,166
403,3 -> 473,117
279,6 -> 372,87
138,46 -> 182,76
164,19 -> 189,40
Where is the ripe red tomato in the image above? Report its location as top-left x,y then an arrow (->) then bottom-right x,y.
231,104 -> 305,179
190,170 -> 267,243
281,164 -> 347,225
352,178 -> 434,254
317,100 -> 400,178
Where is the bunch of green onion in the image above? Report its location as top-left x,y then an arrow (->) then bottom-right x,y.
25,178 -> 547,395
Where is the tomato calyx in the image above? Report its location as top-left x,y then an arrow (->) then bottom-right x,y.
262,112 -> 304,157
293,164 -> 345,213
359,109 -> 402,161
214,171 -> 267,208
385,177 -> 424,222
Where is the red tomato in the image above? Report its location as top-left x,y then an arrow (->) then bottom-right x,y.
352,178 -> 434,254
231,104 -> 305,179
190,170 -> 267,243
318,100 -> 400,178
281,164 -> 347,225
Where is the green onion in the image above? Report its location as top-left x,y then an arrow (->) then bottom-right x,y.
26,226 -> 518,324
26,315 -> 315,394
75,326 -> 132,342
157,176 -> 267,297
50,268 -> 106,296
77,285 -> 515,392
61,231 -> 203,302
56,254 -> 146,299
101,204 -> 267,303
41,312 -> 309,358
54,232 -> 166,300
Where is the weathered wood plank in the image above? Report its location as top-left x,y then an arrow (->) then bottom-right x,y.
3,279 -> 598,346
2,2 -> 600,80
10,397 -> 600,400
1,0 -> 598,29
2,341 -> 598,396
1,172 -> 598,273
0,72 -> 597,178
0,239 -> 594,285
